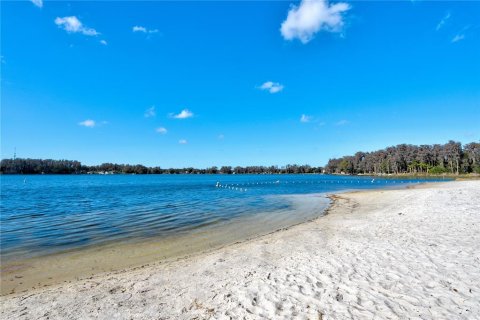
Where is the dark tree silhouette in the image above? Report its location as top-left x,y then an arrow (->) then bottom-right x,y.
0,159 -> 323,175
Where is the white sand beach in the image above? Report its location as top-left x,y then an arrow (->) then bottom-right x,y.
1,180 -> 479,319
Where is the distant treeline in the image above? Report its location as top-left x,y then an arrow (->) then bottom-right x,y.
2,141 -> 479,175
325,141 -> 480,175
0,159 -> 323,175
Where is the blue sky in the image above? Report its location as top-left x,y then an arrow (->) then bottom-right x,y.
1,0 -> 479,167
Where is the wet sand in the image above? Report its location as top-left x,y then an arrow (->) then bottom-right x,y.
1,180 -> 479,319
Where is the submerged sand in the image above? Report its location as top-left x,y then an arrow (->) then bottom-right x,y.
1,180 -> 479,319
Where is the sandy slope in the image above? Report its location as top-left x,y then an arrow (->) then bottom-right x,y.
1,181 -> 479,319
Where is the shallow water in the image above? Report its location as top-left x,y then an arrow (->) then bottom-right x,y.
0,174 -> 450,262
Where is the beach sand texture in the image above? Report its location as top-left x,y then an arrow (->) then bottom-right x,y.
1,180 -> 479,319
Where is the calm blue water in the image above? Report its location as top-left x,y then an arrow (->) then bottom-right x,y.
0,174 -> 450,261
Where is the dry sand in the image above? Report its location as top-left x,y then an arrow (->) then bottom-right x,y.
1,180 -> 479,319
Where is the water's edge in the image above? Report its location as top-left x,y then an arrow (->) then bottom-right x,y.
0,192 -> 332,296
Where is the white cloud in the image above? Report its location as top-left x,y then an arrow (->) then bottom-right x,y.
335,119 -> 349,126
133,26 -> 147,33
172,109 -> 194,119
436,12 -> 451,31
30,0 -> 43,8
259,81 -> 284,94
156,127 -> 167,134
78,119 -> 96,127
55,16 -> 99,36
133,26 -> 159,34
179,139 -> 188,144
144,106 -> 156,118
300,114 -> 312,123
451,34 -> 465,43
100,40 -> 108,46
280,0 -> 350,44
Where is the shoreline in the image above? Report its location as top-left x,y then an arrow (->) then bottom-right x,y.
0,183 -> 445,295
1,193 -> 331,296
0,183 -> 411,296
1,180 -> 479,319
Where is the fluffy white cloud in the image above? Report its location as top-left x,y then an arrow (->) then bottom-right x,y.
451,34 -> 465,43
55,16 -> 99,36
30,0 -> 43,8
78,119 -> 95,127
100,40 -> 108,46
179,139 -> 188,144
172,109 -> 194,119
335,119 -> 349,126
259,81 -> 284,94
300,114 -> 312,123
133,26 -> 159,34
144,106 -> 156,118
280,0 -> 350,44
156,127 -> 167,134
133,26 -> 147,33
436,12 -> 451,31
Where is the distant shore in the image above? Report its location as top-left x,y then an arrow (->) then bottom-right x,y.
1,180 -> 479,319
1,171 -> 479,179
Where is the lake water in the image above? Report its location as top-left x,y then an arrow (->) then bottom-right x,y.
0,174 -> 449,262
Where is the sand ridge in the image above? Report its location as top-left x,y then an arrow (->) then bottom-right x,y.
1,181 -> 479,319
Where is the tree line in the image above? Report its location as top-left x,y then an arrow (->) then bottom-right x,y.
325,141 -> 480,175
0,159 -> 322,175
2,140 -> 479,175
